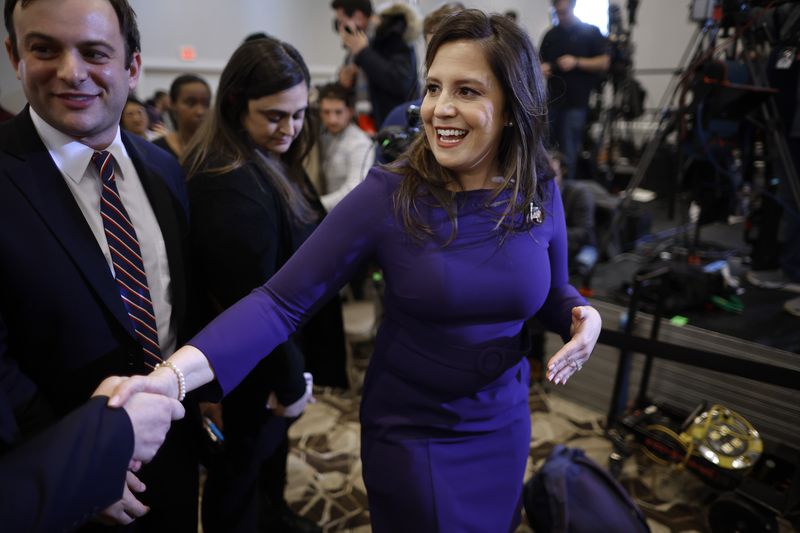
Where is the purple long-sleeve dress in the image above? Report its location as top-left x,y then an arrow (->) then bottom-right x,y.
190,166 -> 586,531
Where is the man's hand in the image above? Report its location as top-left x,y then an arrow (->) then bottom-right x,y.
94,374 -> 183,468
546,306 -> 601,385
95,471 -> 149,526
339,21 -> 369,56
107,365 -> 179,408
540,61 -> 553,78
92,376 -> 128,398
556,54 -> 579,72
123,392 -> 184,466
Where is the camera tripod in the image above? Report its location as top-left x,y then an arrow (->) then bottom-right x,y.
584,15 -> 800,290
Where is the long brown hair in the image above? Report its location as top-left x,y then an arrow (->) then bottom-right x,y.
183,36 -> 318,225
394,9 -> 550,242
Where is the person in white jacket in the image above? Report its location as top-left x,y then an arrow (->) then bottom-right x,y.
318,82 -> 375,210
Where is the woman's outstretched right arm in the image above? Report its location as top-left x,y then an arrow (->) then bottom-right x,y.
109,168 -> 396,405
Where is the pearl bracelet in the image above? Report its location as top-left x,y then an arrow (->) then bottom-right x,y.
155,360 -> 186,402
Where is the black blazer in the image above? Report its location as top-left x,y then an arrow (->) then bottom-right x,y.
188,161 -> 347,427
0,109 -> 199,532
0,390 -> 133,533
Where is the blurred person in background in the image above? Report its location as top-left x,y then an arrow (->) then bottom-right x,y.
540,0 -> 609,181
332,0 -> 420,130
120,96 -> 151,138
317,82 -> 374,210
153,74 -> 210,159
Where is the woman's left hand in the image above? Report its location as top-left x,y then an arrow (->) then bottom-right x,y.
546,306 -> 601,385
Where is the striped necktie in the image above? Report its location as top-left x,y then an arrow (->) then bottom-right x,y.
92,151 -> 162,368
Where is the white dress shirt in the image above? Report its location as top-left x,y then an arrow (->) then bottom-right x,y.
319,123 -> 375,211
31,108 -> 177,358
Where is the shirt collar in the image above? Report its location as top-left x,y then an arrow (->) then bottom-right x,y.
30,107 -> 132,184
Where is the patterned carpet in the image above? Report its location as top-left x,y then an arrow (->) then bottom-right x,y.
280,354 -> 724,533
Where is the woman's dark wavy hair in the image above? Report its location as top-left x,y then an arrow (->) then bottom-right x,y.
395,9 -> 550,243
183,37 -> 317,225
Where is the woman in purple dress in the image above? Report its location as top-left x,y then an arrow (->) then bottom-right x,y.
111,10 -> 601,531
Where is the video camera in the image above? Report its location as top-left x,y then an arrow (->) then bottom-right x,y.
376,104 -> 421,163
691,0 -> 800,45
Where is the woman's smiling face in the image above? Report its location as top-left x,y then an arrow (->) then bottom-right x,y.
421,39 -> 507,189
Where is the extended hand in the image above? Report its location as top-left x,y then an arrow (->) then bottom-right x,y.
107,366 -> 178,408
95,471 -> 149,525
546,306 -> 601,384
541,61 -> 553,78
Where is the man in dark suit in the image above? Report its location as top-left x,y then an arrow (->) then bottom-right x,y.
0,354 -> 185,532
1,0 -> 200,530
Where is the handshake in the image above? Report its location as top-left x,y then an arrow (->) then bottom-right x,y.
92,376 -> 185,470
92,368 -> 315,524
89,376 -> 185,525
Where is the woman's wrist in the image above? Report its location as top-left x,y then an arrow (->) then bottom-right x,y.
152,362 -> 185,401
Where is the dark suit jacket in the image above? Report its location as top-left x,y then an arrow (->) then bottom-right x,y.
1,391 -> 133,533
0,109 -> 199,532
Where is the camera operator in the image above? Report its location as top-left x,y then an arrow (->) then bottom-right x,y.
540,0 -> 610,181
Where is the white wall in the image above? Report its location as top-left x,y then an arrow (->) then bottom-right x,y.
0,0 -> 700,115
129,0 -> 345,101
0,21 -> 26,113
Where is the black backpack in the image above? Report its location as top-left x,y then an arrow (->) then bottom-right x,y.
523,445 -> 651,533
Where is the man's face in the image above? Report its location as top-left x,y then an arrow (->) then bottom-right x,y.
121,101 -> 148,136
5,0 -> 141,149
320,97 -> 353,135
334,8 -> 369,33
554,0 -> 575,25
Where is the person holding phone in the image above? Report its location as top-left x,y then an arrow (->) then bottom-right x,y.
331,0 -> 420,129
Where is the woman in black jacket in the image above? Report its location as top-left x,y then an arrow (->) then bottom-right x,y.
183,37 -> 346,533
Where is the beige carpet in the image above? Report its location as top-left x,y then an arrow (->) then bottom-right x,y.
282,379 -> 720,532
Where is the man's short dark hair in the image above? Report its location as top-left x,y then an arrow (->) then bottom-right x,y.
4,0 -> 141,68
552,0 -> 577,6
125,95 -> 145,108
318,82 -> 354,109
330,0 -> 372,18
